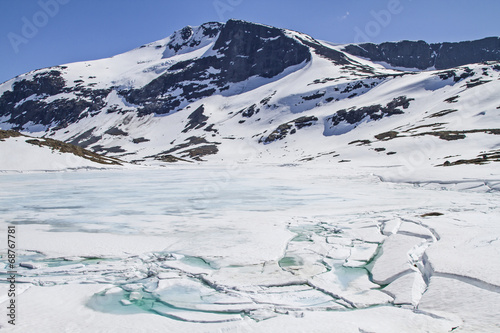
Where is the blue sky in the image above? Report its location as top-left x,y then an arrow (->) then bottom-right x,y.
1,0 -> 499,83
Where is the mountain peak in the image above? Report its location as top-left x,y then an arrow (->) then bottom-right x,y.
164,22 -> 223,56
163,20 -> 281,57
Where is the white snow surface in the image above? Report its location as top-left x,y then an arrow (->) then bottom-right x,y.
0,164 -> 499,332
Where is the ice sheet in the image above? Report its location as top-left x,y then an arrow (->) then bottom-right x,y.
0,165 -> 498,332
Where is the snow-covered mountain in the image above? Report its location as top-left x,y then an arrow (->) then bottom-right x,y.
1,19 -> 499,173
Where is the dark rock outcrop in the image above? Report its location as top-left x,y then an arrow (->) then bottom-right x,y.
183,105 -> 208,133
214,20 -> 311,82
343,37 -> 500,70
261,116 -> 318,144
325,96 -> 414,135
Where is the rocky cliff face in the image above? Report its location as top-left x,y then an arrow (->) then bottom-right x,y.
343,37 -> 500,70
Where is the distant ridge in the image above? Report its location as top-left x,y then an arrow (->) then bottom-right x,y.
342,37 -> 500,70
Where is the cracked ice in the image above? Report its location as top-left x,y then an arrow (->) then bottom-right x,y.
0,165 -> 499,332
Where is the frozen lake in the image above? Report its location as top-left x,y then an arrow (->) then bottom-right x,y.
1,165 -> 499,332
